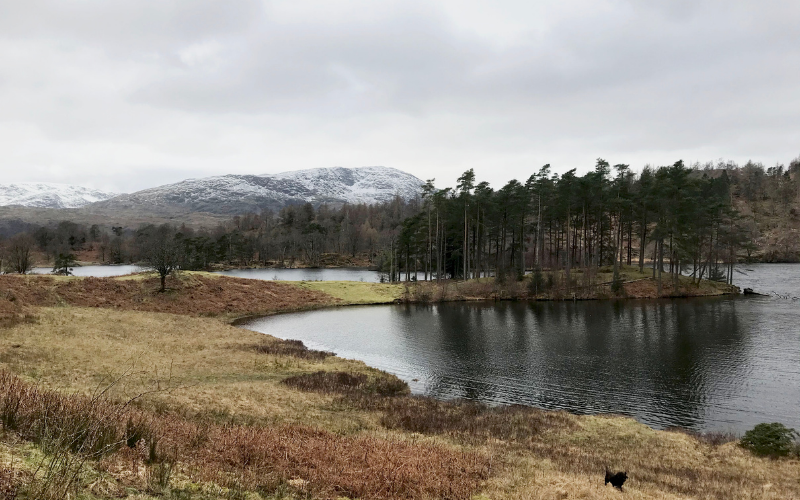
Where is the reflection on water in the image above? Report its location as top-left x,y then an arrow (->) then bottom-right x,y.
243,296 -> 800,433
30,264 -> 144,277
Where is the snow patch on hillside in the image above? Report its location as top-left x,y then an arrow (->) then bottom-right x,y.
0,183 -> 118,209
92,166 -> 424,215
267,166 -> 422,204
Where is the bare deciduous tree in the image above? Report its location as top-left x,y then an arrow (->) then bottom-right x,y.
6,234 -> 36,274
139,225 -> 183,292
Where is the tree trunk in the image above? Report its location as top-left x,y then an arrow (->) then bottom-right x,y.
657,239 -> 663,296
565,207 -> 571,289
639,212 -> 646,274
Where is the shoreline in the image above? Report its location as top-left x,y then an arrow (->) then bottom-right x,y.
0,268 -> 742,325
231,293 -> 750,437
0,272 -> 797,498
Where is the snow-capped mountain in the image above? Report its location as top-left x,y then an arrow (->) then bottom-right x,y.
268,166 -> 422,205
90,166 -> 423,215
0,182 -> 118,209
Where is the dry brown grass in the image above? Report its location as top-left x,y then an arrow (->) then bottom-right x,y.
299,280 -> 405,304
0,277 -> 796,499
0,372 -> 493,500
666,426 -> 739,447
0,306 -> 392,434
0,272 -> 338,318
481,415 -> 800,500
0,290 -> 36,331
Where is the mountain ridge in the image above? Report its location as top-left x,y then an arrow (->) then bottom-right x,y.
0,182 -> 117,209
76,166 -> 423,216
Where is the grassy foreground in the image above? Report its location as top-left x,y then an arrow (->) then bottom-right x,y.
0,272 -> 795,499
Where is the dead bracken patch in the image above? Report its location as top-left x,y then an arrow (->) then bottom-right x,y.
195,424 -> 492,500
0,371 -> 491,500
0,291 -> 37,330
374,397 -> 577,444
252,339 -> 333,360
0,273 -> 338,317
283,372 -> 576,444
282,370 -> 410,397
0,466 -> 23,500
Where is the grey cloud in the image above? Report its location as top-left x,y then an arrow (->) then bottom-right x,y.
0,0 -> 262,51
0,0 -> 798,192
134,6 -> 481,114
133,0 -> 800,120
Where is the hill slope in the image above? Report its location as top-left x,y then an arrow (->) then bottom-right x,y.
0,182 -> 117,209
90,166 -> 423,216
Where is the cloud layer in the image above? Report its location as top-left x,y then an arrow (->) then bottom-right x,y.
1,0 -> 798,192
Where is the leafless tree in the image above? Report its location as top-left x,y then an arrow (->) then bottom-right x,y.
139,224 -> 183,292
6,233 -> 36,274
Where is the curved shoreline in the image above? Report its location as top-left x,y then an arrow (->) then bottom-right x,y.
233,292 -> 769,434
1,273 -> 798,499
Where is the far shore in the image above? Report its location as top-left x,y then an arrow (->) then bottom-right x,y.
2,265 -> 739,322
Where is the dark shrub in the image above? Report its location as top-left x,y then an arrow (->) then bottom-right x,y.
125,417 -> 150,448
281,371 -> 409,397
253,339 -> 333,360
528,268 -> 545,296
740,423 -> 799,457
282,371 -> 367,394
372,377 -> 409,397
378,397 -> 576,443
546,272 -> 555,290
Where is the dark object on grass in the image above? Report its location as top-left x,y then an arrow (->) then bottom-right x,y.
605,468 -> 627,490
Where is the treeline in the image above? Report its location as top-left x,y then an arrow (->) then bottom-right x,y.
1,157 -> 797,277
394,160 -> 753,290
713,158 -> 800,206
389,157 -> 800,284
0,198 -> 420,274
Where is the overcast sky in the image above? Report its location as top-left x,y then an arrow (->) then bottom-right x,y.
1,0 -> 798,193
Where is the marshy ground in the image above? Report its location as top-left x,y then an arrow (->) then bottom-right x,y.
0,271 -> 795,499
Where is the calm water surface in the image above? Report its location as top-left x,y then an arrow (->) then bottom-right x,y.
242,264 -> 800,433
30,264 -> 144,277
216,268 -> 382,282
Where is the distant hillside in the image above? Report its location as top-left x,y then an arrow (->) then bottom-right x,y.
88,166 -> 423,216
699,158 -> 800,262
0,182 -> 117,209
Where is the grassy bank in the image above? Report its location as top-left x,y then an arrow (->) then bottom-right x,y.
0,272 -> 793,500
302,265 -> 738,307
0,265 -> 737,327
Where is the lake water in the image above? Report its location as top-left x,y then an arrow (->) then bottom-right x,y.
216,268 -> 383,282
30,264 -> 144,277
241,264 -> 800,433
